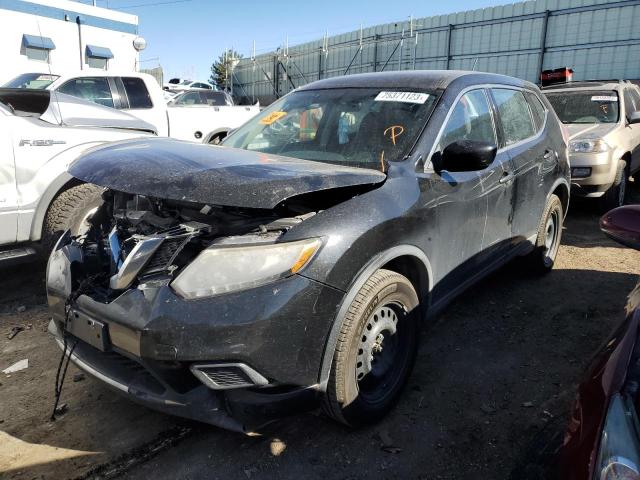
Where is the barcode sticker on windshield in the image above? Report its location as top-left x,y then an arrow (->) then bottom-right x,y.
591,96 -> 618,102
375,91 -> 430,104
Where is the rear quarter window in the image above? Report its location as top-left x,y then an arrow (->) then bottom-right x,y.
122,77 -> 153,109
524,91 -> 547,132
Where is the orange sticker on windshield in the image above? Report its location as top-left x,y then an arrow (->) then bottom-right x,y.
260,111 -> 287,125
384,125 -> 405,146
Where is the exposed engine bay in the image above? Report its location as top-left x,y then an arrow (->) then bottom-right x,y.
73,189 -> 318,301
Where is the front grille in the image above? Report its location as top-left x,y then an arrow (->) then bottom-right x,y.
141,236 -> 190,274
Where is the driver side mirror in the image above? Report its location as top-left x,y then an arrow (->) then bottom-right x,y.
434,140 -> 497,173
600,205 -> 640,250
628,111 -> 640,125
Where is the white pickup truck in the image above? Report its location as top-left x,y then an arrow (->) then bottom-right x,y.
4,72 -> 259,144
0,88 -> 155,263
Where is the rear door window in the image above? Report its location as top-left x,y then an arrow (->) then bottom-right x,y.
491,89 -> 535,146
122,77 -> 153,109
57,77 -> 114,108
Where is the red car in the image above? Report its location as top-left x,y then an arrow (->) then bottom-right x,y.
558,205 -> 640,480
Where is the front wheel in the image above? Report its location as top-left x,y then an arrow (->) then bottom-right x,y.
41,183 -> 104,254
525,193 -> 563,273
323,269 -> 420,427
601,160 -> 627,212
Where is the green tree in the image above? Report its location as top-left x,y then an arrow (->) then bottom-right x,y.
210,49 -> 243,90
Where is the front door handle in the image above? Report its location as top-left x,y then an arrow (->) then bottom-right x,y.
499,171 -> 515,184
543,149 -> 553,159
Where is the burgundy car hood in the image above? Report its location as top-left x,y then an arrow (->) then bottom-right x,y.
69,138 -> 386,209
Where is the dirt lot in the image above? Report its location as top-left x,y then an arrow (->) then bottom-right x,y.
1,199 -> 640,480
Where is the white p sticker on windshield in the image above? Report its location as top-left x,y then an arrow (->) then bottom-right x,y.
375,91 -> 429,104
591,96 -> 618,102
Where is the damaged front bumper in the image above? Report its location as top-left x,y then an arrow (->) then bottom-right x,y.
46,231 -> 344,432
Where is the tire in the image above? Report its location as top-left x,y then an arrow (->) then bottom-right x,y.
323,269 -> 420,427
600,160 -> 627,212
208,132 -> 227,145
41,183 -> 104,254
525,194 -> 563,274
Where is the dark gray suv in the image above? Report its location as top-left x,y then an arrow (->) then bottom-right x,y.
47,71 -> 569,432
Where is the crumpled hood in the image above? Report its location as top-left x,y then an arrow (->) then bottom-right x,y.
566,123 -> 617,140
69,138 -> 386,209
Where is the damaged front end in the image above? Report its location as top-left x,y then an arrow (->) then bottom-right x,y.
47,188 -> 344,432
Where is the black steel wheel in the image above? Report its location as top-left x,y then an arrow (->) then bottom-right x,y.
323,269 -> 420,427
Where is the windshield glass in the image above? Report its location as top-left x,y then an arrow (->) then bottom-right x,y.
545,90 -> 619,124
172,91 -> 230,106
222,88 -> 438,169
3,73 -> 59,89
180,80 -> 193,85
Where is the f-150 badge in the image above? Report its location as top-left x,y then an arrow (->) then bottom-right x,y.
19,139 -> 66,147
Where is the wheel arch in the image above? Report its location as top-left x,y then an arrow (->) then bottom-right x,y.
30,173 -> 83,242
318,245 -> 433,389
550,180 -> 570,219
204,128 -> 231,144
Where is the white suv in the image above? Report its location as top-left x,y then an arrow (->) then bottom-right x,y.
0,88 -> 155,263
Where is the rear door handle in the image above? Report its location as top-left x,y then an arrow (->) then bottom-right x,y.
499,171 -> 515,184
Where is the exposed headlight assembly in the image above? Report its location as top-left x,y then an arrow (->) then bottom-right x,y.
171,238 -> 322,299
570,139 -> 610,153
595,394 -> 640,480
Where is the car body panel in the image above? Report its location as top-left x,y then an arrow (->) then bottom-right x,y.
558,285 -> 640,480
67,137 -> 387,209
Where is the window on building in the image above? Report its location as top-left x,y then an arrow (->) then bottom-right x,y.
58,77 -> 114,108
85,45 -> 113,71
21,34 -> 55,63
122,77 -> 153,109
87,57 -> 108,69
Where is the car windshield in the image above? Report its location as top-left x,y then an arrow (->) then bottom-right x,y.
180,80 -> 193,85
172,91 -> 230,106
3,73 -> 59,89
223,88 -> 438,169
545,90 -> 620,124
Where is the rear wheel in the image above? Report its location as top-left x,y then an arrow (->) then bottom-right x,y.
525,194 -> 563,273
323,269 -> 420,427
601,160 -> 627,212
41,184 -> 104,254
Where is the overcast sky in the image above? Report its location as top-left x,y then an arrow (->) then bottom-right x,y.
97,0 -> 510,81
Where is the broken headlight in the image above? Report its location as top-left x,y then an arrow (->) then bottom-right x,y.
171,238 -> 322,299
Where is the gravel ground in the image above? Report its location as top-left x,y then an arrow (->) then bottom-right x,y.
1,198 -> 639,480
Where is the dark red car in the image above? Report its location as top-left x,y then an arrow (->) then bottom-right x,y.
558,205 -> 640,480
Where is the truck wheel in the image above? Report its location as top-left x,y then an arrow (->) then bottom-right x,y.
41,184 -> 104,254
323,269 -> 420,427
208,132 -> 227,145
525,194 -> 563,274
601,160 -> 627,212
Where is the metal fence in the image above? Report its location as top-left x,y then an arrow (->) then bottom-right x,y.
232,0 -> 640,105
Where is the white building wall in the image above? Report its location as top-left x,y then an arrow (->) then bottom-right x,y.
0,0 -> 139,84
